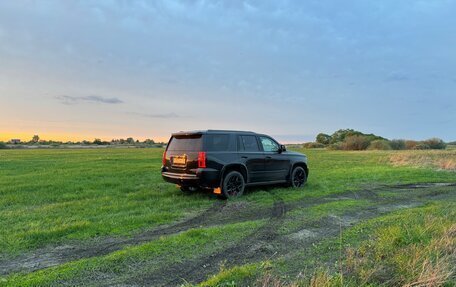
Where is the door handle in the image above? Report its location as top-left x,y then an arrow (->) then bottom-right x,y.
241,156 -> 248,159
265,156 -> 272,159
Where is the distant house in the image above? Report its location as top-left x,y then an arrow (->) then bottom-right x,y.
10,139 -> 21,144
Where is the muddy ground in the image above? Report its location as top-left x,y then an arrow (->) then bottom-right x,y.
1,183 -> 455,286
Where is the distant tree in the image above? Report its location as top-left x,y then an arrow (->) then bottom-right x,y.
144,139 -> 155,144
0,142 -> 7,149
32,135 -> 40,143
126,137 -> 135,144
316,133 -> 332,145
330,129 -> 362,144
93,138 -> 102,145
390,139 -> 406,150
423,138 -> 446,150
329,129 -> 385,144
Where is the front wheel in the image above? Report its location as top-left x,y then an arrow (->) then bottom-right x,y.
221,171 -> 245,199
290,166 -> 307,188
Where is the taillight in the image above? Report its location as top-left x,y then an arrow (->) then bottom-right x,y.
198,152 -> 206,168
162,151 -> 167,166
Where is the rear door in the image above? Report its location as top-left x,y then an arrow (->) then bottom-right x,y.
165,134 -> 203,174
237,135 -> 265,183
259,136 -> 290,181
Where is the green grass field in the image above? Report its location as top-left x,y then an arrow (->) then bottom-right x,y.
0,148 -> 455,286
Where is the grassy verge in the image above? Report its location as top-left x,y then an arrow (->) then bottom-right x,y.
390,150 -> 456,171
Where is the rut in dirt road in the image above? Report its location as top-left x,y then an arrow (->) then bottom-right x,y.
128,184 -> 456,287
0,187 -> 356,275
0,201 -> 226,276
135,192 -> 288,286
1,183 -> 454,278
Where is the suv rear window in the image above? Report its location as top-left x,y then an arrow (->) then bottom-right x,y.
239,135 -> 260,152
205,134 -> 230,151
167,135 -> 203,151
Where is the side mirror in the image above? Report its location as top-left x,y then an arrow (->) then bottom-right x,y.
279,144 -> 286,153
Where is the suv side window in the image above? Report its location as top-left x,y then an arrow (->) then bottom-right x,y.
259,136 -> 279,152
239,135 -> 260,152
205,134 -> 230,151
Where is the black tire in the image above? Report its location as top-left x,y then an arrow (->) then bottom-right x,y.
290,166 -> 307,188
180,186 -> 199,193
221,171 -> 245,198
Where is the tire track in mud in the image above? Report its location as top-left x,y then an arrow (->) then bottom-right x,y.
1,183 -> 455,277
0,201 -> 227,276
129,184 -> 456,287
135,190 -> 287,287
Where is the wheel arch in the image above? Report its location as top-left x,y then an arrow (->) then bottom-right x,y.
220,163 -> 248,185
289,162 -> 309,179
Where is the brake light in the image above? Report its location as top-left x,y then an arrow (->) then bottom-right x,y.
198,152 -> 206,168
162,151 -> 167,166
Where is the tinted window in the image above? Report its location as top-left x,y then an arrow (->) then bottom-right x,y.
260,136 -> 279,152
167,135 -> 202,151
205,134 -> 230,151
239,135 -> 260,152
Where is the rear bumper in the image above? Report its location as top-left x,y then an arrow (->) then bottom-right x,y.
161,168 -> 220,188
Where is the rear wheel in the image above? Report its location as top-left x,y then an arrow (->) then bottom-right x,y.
221,171 -> 245,198
290,166 -> 307,188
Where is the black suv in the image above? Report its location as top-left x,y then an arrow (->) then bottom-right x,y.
161,130 -> 308,198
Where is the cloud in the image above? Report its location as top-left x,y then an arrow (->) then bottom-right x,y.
55,95 -> 123,105
127,112 -> 180,118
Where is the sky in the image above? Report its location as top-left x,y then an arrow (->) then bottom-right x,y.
1,0 -> 455,143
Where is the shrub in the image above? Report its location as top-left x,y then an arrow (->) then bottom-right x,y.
414,142 -> 431,150
390,139 -> 406,150
422,138 -> 446,150
405,140 -> 418,150
327,142 -> 342,150
368,140 -> 392,150
341,135 -> 371,150
0,142 -> 7,149
303,142 -> 326,148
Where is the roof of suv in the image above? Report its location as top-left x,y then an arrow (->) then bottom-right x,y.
172,130 -> 256,136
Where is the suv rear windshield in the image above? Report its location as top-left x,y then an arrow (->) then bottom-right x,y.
167,135 -> 203,151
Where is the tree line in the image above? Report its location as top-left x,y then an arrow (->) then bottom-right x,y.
0,135 -> 164,149
304,129 -> 449,150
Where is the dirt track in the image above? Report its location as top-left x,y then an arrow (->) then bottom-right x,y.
1,183 -> 455,286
